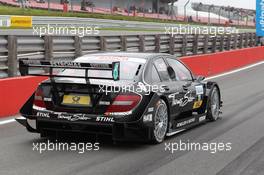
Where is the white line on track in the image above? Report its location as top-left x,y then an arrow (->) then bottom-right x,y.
0,117 -> 24,125
205,61 -> 264,80
1,60 -> 264,126
0,119 -> 16,125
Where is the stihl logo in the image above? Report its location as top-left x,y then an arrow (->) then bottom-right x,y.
36,112 -> 50,118
96,117 -> 114,122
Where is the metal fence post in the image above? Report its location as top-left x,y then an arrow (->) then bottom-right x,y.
169,35 -> 175,55
74,36 -> 82,58
139,35 -> 145,52
244,33 -> 249,48
212,36 -> 217,53
220,34 -> 224,52
7,35 -> 17,77
155,35 -> 160,53
203,35 -> 209,54
249,33 -> 253,47
193,34 -> 198,55
182,35 -> 187,56
121,36 -> 127,51
100,36 -> 106,51
227,34 -> 231,51
233,34 -> 238,49
239,34 -> 243,49
44,35 -> 53,61
254,34 -> 258,46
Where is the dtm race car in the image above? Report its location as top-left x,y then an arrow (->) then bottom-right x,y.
16,52 -> 222,143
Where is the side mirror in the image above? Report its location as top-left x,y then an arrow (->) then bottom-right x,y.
196,76 -> 205,81
167,66 -> 176,80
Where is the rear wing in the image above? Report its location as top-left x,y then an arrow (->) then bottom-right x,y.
18,59 -> 120,81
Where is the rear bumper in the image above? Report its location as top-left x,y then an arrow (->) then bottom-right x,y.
17,116 -> 153,142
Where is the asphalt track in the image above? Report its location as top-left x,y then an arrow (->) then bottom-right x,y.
1,62 -> 264,175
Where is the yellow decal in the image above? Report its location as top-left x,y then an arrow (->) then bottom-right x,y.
193,100 -> 203,109
62,95 -> 91,106
10,16 -> 32,28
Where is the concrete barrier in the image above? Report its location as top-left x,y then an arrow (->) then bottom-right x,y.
0,46 -> 264,117
181,47 -> 264,77
0,76 -> 47,117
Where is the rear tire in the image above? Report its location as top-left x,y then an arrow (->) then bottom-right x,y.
207,86 -> 220,121
151,99 -> 168,144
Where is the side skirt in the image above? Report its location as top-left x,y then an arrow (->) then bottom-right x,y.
166,114 -> 208,137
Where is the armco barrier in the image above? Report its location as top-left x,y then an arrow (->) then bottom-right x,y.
0,46 -> 264,118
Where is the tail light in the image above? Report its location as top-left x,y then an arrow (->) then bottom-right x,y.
33,88 -> 46,108
106,94 -> 141,113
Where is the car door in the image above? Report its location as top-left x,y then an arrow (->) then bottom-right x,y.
152,57 -> 183,118
165,57 -> 202,113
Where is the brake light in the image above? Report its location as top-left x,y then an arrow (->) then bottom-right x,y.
106,94 -> 141,113
33,88 -> 46,108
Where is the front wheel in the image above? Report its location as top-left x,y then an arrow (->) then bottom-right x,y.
207,86 -> 220,121
151,99 -> 168,144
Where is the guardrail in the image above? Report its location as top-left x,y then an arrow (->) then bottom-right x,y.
0,32 -> 259,78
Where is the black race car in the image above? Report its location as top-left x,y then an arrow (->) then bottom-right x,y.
17,52 -> 222,143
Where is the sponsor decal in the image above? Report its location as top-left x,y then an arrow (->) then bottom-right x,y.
195,85 -> 204,95
58,114 -> 91,122
52,62 -> 81,67
99,101 -> 111,105
199,116 -> 206,122
36,112 -> 50,118
176,118 -> 195,128
169,91 -> 195,107
96,117 -> 114,122
10,16 -> 32,28
105,111 -> 132,116
148,107 -> 154,113
143,114 -> 153,122
256,0 -> 264,36
193,100 -> 203,109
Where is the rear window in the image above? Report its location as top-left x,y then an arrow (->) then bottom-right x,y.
60,56 -> 145,81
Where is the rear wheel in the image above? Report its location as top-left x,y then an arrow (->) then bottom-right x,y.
151,99 -> 168,144
207,87 -> 220,121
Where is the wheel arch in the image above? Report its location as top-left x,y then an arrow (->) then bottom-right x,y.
206,81 -> 222,109
159,95 -> 171,127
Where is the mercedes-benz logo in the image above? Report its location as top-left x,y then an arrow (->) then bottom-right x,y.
72,96 -> 81,104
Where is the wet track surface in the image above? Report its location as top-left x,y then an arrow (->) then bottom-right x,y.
1,63 -> 264,175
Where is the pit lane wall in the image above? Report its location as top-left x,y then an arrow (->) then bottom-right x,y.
0,46 -> 264,117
